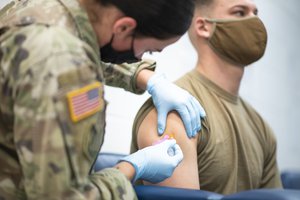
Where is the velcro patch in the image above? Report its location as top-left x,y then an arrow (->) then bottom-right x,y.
67,82 -> 103,122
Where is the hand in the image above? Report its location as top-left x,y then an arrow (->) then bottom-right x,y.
120,139 -> 183,183
147,73 -> 206,138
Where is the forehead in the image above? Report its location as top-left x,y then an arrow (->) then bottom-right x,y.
212,0 -> 257,11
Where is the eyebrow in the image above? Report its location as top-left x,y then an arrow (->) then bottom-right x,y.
232,5 -> 259,15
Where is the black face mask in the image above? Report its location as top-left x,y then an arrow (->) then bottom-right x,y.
100,34 -> 140,64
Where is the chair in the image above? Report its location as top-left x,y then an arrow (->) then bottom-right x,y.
134,185 -> 223,200
222,189 -> 300,200
93,152 -> 300,199
281,170 -> 300,190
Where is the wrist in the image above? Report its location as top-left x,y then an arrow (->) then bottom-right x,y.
118,152 -> 145,182
146,73 -> 167,94
114,161 -> 136,181
136,69 -> 155,90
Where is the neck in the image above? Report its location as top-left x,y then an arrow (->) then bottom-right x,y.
195,48 -> 244,96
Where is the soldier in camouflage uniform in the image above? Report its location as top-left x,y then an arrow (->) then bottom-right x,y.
0,0 -> 205,199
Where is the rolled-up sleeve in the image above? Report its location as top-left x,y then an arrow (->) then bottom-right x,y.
101,59 -> 156,94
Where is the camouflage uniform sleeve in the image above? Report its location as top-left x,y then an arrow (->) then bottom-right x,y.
101,59 -> 156,94
2,25 -> 136,199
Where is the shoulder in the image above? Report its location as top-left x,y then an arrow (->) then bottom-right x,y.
12,25 -> 87,55
240,98 -> 277,144
0,0 -> 69,28
132,98 -> 156,148
1,25 -> 100,99
175,71 -> 195,89
240,98 -> 266,126
136,105 -> 198,152
175,71 -> 213,108
1,24 -> 96,75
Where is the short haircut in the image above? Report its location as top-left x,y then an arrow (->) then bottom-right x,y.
195,0 -> 214,6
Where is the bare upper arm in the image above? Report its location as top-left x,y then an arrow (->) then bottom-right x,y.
137,108 -> 200,189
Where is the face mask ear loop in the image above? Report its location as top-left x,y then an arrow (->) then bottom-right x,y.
205,19 -> 217,40
205,19 -> 226,63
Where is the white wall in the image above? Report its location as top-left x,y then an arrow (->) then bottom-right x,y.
239,0 -> 300,171
1,0 -> 299,171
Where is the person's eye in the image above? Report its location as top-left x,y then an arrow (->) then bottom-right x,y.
234,10 -> 245,17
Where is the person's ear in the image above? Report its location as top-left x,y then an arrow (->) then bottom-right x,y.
194,17 -> 212,39
112,17 -> 137,38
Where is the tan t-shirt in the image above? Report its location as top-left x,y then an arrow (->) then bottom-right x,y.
131,69 -> 282,195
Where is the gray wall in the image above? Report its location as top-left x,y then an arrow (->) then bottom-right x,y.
1,0 -> 299,171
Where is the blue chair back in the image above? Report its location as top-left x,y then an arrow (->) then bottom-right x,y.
281,171 -> 300,190
134,185 -> 223,200
222,189 -> 300,200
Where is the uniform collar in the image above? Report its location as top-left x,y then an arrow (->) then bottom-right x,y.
191,69 -> 240,104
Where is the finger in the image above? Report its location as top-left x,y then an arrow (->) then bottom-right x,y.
177,107 -> 193,138
160,138 -> 176,148
193,98 -> 206,118
167,146 -> 176,156
190,98 -> 201,134
186,98 -> 198,138
157,110 -> 168,135
172,144 -> 183,164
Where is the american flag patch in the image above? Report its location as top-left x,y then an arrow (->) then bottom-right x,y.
67,82 -> 103,122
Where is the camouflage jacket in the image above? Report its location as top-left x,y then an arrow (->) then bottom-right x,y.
0,0 -> 155,199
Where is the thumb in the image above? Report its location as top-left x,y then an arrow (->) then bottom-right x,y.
159,138 -> 176,149
194,99 -> 206,118
172,144 -> 183,164
157,109 -> 168,135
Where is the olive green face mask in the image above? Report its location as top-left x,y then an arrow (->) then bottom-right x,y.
207,16 -> 268,66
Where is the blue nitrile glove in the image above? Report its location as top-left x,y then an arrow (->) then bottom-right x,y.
120,139 -> 183,183
147,73 -> 206,138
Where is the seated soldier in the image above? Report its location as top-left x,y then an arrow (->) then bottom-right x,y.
130,0 -> 282,195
